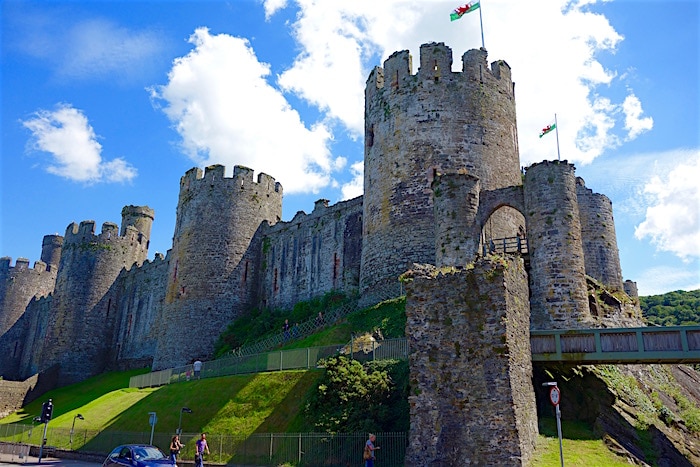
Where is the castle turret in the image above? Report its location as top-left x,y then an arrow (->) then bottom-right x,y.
40,234 -> 63,271
432,171 -> 482,267
39,207 -> 154,384
152,165 -> 282,370
121,205 -> 155,257
576,178 -> 624,291
360,43 -> 522,305
0,250 -> 58,336
524,161 -> 590,328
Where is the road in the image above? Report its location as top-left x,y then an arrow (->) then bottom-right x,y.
0,454 -> 101,467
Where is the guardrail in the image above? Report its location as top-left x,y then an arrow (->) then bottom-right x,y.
130,338 -> 410,389
531,325 -> 700,364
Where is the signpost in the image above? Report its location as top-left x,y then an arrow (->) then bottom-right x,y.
148,412 -> 157,445
37,399 -> 53,464
543,382 -> 564,467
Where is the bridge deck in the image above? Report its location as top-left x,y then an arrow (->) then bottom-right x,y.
531,325 -> 700,364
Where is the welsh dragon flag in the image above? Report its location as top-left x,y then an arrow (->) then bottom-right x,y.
539,123 -> 556,138
450,2 -> 480,21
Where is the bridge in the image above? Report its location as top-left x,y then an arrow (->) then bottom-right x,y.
531,325 -> 700,364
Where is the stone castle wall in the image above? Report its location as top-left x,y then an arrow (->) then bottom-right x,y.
111,253 -> 169,368
576,178 -> 624,291
0,255 -> 57,336
361,43 -> 524,306
0,43 -> 634,388
153,165 -> 282,370
258,197 -> 363,310
38,209 -> 154,384
524,160 -> 591,329
403,258 -> 538,466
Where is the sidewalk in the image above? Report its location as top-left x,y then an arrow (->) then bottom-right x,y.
0,453 -> 101,467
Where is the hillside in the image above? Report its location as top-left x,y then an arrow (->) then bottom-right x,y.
3,293 -> 700,465
641,289 -> 700,326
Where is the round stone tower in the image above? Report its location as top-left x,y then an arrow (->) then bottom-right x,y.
432,171 -> 481,267
121,205 -> 155,250
524,161 -> 590,329
40,234 -> 64,271
576,178 -> 624,291
360,43 -> 522,305
40,207 -> 154,384
152,165 -> 282,370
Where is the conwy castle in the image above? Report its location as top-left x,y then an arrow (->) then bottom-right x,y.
1,43 -> 643,462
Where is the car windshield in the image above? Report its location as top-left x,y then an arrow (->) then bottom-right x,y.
133,446 -> 166,461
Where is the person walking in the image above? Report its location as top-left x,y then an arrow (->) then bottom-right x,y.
363,433 -> 379,467
169,434 -> 183,465
193,359 -> 203,379
195,432 -> 210,467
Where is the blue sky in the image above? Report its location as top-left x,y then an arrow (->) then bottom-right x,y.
1,0 -> 698,297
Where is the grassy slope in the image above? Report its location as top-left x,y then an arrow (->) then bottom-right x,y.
5,295 -> 689,465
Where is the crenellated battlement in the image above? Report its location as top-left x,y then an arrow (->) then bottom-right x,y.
179,164 -> 282,198
0,257 -> 49,273
365,43 -> 513,100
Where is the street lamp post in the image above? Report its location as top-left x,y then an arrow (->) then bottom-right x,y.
70,414 -> 84,451
177,407 -> 192,435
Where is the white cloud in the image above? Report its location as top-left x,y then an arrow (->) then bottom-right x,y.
622,93 -> 653,140
635,153 -> 700,260
150,27 -> 340,194
263,0 -> 288,20
21,104 -> 137,183
268,0 -> 650,167
340,161 -> 364,200
634,265 -> 700,297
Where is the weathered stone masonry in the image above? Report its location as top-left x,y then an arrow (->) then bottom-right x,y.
0,42 -> 639,388
403,258 -> 538,466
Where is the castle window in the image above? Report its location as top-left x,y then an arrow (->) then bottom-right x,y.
274,268 -> 279,293
107,298 -> 111,318
367,125 -> 374,148
243,261 -> 248,283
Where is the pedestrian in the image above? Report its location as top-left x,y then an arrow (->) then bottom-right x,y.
283,319 -> 290,341
195,432 -> 209,467
169,434 -> 183,465
363,433 -> 379,467
193,359 -> 202,379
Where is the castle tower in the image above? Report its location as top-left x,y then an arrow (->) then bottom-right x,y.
40,234 -> 64,271
524,161 -> 590,329
152,165 -> 282,370
121,205 -> 155,254
0,253 -> 58,336
432,171 -> 482,267
360,43 -> 522,304
39,207 -> 153,384
576,178 -> 624,291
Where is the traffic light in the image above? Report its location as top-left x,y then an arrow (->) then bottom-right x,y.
40,399 -> 53,423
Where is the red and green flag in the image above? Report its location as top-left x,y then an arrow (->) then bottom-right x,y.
539,123 -> 556,138
450,2 -> 480,21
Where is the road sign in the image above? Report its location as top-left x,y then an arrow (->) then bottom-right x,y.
549,386 -> 561,406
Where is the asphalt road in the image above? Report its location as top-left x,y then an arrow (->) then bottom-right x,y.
0,454 -> 102,467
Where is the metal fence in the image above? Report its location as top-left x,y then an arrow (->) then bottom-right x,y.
0,424 -> 406,466
130,338 -> 410,388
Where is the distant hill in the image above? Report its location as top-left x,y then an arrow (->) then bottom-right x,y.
640,289 -> 700,326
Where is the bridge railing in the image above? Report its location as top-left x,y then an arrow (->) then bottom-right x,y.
482,236 -> 528,256
531,325 -> 700,364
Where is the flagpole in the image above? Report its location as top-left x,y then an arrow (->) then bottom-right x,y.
554,113 -> 561,161
478,2 -> 485,49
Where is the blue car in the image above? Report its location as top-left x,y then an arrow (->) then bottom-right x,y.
102,444 -> 172,467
